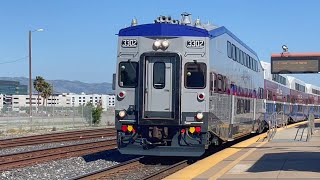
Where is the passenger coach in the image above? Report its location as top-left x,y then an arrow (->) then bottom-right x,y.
114,13 -> 265,157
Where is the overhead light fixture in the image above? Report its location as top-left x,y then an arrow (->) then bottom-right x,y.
282,45 -> 288,52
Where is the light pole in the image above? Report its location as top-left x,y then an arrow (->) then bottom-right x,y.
29,28 -> 44,127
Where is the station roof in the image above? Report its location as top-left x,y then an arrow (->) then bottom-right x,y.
272,52 -> 320,58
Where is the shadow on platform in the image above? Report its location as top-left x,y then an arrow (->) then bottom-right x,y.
246,152 -> 320,173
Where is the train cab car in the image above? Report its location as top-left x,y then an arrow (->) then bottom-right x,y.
114,13 -> 265,157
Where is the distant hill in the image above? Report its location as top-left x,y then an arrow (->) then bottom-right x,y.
0,77 -> 114,94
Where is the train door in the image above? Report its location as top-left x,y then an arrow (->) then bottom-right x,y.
141,55 -> 180,124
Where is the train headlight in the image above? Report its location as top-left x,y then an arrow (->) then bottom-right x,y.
162,40 -> 170,49
154,40 -> 161,49
118,110 -> 126,118
196,112 -> 204,121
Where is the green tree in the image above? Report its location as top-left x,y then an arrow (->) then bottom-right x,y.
92,105 -> 103,125
33,76 -> 45,111
83,102 -> 103,125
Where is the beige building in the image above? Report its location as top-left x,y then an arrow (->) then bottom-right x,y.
3,93 -> 115,112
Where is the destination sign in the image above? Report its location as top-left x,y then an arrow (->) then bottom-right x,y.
271,59 -> 319,74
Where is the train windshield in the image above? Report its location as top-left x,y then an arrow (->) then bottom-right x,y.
119,61 -> 138,87
185,62 -> 207,88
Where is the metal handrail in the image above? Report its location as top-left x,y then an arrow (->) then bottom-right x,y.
267,112 -> 278,141
307,113 -> 315,141
277,111 -> 287,128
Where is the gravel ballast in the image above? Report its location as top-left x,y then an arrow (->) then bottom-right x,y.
0,150 -> 136,180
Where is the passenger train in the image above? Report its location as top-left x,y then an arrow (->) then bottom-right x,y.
113,13 -> 320,157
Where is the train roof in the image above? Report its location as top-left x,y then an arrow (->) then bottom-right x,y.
208,26 -> 258,57
118,23 -> 209,37
118,23 -> 258,57
287,76 -> 306,85
306,83 -> 320,91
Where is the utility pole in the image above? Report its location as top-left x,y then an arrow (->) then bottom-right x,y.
28,29 -> 44,129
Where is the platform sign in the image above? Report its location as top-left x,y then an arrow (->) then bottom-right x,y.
271,53 -> 320,74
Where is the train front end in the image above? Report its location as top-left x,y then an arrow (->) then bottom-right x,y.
115,14 -> 210,157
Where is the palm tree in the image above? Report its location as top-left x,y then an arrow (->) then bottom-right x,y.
33,76 -> 45,112
41,82 -> 53,111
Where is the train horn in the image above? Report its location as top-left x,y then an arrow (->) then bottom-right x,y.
181,12 -> 192,25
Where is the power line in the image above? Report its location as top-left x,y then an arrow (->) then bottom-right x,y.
0,56 -> 28,65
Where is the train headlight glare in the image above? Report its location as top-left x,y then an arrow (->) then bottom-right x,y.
196,112 -> 204,120
118,110 -> 126,118
154,40 -> 161,48
162,40 -> 170,48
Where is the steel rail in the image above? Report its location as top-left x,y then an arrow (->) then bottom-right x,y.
0,128 -> 115,148
0,139 -> 117,171
69,157 -> 144,180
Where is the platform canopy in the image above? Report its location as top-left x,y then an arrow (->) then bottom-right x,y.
271,52 -> 320,74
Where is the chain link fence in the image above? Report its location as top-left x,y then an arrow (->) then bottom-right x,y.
0,105 -> 115,133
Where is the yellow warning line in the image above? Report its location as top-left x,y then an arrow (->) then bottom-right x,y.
209,141 -> 267,180
164,120 -> 312,180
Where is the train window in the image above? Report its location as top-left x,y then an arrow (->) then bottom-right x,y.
232,44 -> 236,61
240,50 -> 244,65
153,62 -> 165,89
258,88 -> 264,99
243,53 -> 247,67
267,90 -> 272,100
235,47 -> 239,62
246,54 -> 249,67
118,61 -> 138,88
185,62 -> 207,88
217,74 -> 226,92
227,41 -> 232,58
237,99 -> 244,114
244,100 -> 250,113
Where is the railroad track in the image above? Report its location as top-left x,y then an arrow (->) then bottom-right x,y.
141,160 -> 189,180
0,139 -> 117,171
0,128 -> 116,149
70,156 -> 190,180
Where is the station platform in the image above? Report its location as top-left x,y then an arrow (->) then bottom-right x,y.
165,120 -> 320,180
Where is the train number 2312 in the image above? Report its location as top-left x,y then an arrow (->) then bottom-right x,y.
121,39 -> 138,48
186,40 -> 205,48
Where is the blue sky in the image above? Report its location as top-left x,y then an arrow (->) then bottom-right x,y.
0,1 -> 320,84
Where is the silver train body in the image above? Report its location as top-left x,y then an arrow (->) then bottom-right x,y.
262,62 -> 320,123
114,14 -> 266,157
